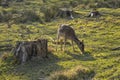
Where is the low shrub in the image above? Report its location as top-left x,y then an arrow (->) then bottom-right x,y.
15,10 -> 43,23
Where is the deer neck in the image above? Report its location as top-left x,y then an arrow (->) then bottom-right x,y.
72,36 -> 81,45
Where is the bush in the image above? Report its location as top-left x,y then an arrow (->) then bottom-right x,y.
69,1 -> 79,8
16,10 -> 42,23
96,0 -> 120,8
0,10 -> 12,22
40,5 -> 59,22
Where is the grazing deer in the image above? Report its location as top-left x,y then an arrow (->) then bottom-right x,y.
56,24 -> 84,54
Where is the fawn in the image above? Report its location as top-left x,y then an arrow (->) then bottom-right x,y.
56,24 -> 84,54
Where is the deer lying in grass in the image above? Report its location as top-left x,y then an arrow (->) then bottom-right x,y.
56,24 -> 84,54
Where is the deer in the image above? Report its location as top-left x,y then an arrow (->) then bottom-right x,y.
56,24 -> 85,54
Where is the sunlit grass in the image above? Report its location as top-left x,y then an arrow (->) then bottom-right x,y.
0,7 -> 120,80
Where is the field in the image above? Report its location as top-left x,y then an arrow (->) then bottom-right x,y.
0,0 -> 120,80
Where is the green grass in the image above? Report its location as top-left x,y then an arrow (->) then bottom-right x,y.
0,2 -> 120,80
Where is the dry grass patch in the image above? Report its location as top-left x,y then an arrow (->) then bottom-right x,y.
47,65 -> 95,80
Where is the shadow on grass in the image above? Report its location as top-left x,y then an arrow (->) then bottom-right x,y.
65,51 -> 95,61
11,51 -> 64,80
0,50 -> 95,80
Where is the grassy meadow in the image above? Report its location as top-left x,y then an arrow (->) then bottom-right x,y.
0,0 -> 120,80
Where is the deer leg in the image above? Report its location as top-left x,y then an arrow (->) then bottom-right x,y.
56,34 -> 59,51
63,37 -> 67,51
56,39 -> 58,51
71,40 -> 75,51
60,39 -> 63,51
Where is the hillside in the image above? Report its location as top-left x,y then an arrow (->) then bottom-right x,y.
0,0 -> 120,80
